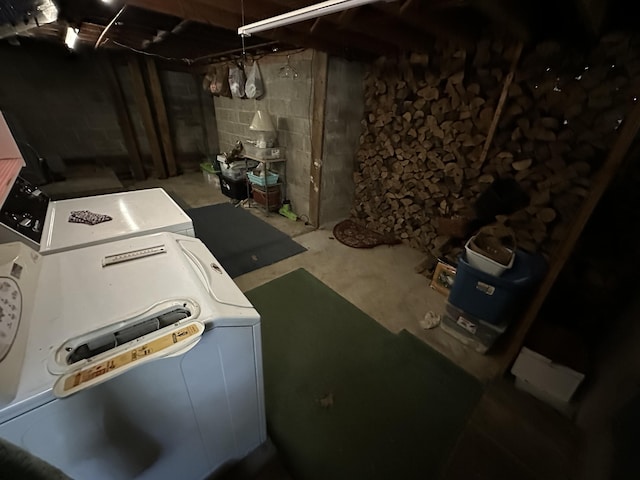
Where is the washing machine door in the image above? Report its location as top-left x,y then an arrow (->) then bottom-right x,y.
0,242 -> 40,407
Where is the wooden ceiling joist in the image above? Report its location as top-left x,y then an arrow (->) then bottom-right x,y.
126,0 -> 378,59
374,1 -> 479,45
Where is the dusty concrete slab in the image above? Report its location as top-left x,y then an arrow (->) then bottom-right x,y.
234,228 -> 502,382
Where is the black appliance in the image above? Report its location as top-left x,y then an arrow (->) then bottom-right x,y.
0,176 -> 50,247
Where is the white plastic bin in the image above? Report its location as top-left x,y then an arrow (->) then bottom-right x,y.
465,236 -> 514,276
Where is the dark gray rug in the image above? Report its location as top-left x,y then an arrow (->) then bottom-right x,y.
187,203 -> 306,278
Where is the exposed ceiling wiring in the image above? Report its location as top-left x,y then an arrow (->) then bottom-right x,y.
108,39 -> 194,63
197,47 -> 309,68
191,41 -> 280,64
104,39 -> 297,67
240,0 -> 246,58
94,4 -> 126,49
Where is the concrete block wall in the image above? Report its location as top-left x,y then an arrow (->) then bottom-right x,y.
160,70 -> 218,159
0,41 -> 127,160
213,50 -> 313,217
0,39 -> 217,176
320,57 -> 365,225
116,66 -> 218,169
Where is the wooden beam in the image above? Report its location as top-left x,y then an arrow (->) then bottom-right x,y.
337,7 -> 361,26
127,0 -> 377,59
304,16 -> 400,55
496,98 -> 640,375
309,51 -> 328,228
399,0 -> 416,15
128,56 -> 167,179
259,1 -> 394,55
469,0 -> 531,43
332,8 -> 432,52
101,57 -> 145,180
268,26 -> 376,58
478,41 -> 523,168
374,1 -> 478,45
145,58 -> 178,177
575,0 -> 608,35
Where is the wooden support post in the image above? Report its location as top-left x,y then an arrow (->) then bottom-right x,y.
497,99 -> 640,375
478,41 -> 523,168
309,51 -> 328,228
145,58 -> 178,177
102,58 -> 145,181
128,56 -> 167,179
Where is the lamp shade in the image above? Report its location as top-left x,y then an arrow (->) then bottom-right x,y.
249,110 -> 276,132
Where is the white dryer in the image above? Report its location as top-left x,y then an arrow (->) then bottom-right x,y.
0,233 -> 265,479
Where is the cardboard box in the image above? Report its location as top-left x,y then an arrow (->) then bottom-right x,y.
511,347 -> 585,407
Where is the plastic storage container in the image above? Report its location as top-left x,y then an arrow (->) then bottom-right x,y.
247,171 -> 279,186
243,144 -> 285,160
219,175 -> 248,200
200,162 -> 220,187
448,250 -> 546,325
441,302 -> 508,354
465,236 -> 514,276
251,184 -> 281,211
219,159 -> 259,180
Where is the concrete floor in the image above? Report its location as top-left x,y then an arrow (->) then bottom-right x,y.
136,172 -> 583,480
125,172 -> 501,380
47,169 -> 584,479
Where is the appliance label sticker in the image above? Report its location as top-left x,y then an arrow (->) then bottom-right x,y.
475,281 -> 495,295
62,323 -> 201,393
457,316 -> 477,334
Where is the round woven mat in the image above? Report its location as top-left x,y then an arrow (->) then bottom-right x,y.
333,219 -> 400,249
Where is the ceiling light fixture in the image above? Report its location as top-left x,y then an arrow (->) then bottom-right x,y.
65,27 -> 79,49
238,0 -> 383,36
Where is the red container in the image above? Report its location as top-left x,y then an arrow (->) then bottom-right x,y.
251,185 -> 281,211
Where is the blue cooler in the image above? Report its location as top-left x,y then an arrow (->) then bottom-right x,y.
449,249 -> 546,325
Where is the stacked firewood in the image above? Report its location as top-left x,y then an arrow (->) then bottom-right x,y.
351,32 -> 639,267
488,32 -> 640,253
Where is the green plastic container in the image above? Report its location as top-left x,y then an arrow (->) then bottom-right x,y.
200,162 -> 220,186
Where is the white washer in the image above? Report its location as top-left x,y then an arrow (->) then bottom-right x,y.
0,233 -> 266,479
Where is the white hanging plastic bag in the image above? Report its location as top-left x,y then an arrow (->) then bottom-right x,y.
245,61 -> 264,99
228,64 -> 246,99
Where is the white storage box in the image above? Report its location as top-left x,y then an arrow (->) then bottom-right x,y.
511,347 -> 585,406
243,144 -> 285,160
465,236 -> 514,276
514,378 -> 575,416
